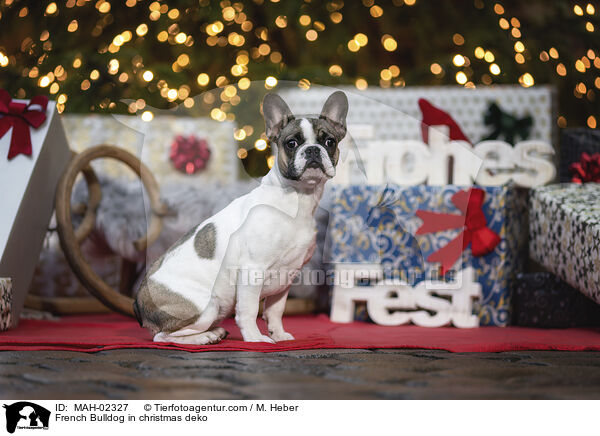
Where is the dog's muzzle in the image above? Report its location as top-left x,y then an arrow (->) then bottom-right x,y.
303,145 -> 325,172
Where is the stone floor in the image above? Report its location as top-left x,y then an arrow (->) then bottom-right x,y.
1,349 -> 600,399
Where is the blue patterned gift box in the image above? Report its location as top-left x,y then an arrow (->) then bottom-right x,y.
326,184 -> 528,326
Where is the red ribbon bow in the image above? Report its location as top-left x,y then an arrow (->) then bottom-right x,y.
569,152 -> 600,184
415,188 -> 501,275
169,134 -> 211,175
0,89 -> 49,160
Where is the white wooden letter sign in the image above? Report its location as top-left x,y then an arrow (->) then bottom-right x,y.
334,125 -> 556,188
330,264 -> 482,328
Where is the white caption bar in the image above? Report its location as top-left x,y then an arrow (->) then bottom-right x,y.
0,400 -> 597,435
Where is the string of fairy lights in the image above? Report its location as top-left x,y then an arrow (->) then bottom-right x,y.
0,0 -> 598,172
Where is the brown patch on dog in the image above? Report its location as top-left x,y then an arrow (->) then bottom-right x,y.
194,223 -> 216,259
134,278 -> 200,334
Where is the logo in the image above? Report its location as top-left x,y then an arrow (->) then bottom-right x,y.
3,402 -> 50,433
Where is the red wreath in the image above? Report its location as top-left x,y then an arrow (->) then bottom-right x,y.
169,134 -> 211,175
569,152 -> 600,184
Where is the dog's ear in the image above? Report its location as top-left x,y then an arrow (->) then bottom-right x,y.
262,93 -> 294,141
320,91 -> 348,139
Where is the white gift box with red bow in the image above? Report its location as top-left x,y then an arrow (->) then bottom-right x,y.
0,97 -> 70,327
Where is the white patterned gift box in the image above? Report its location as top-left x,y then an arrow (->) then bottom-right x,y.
326,184 -> 528,326
529,183 -> 600,305
280,85 -> 555,144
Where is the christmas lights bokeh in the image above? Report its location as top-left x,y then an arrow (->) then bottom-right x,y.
0,0 -> 598,176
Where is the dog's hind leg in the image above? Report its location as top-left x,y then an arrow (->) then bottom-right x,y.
152,299 -> 227,345
154,326 -> 228,345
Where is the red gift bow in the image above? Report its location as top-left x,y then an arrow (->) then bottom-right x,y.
415,188 -> 501,275
169,134 -> 211,175
0,89 -> 49,160
569,152 -> 600,184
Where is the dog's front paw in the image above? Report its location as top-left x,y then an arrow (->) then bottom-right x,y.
270,331 -> 295,342
243,333 -> 275,344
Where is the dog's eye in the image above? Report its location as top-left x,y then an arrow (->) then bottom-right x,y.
324,138 -> 337,148
286,139 -> 298,149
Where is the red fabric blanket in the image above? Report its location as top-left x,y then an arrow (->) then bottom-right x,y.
1,314 -> 600,353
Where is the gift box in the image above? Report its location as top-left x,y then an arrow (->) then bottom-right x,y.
512,272 -> 600,328
281,86 -> 556,147
0,96 -> 70,327
326,184 -> 528,326
62,114 -> 239,185
529,183 -> 600,305
0,278 -> 11,331
559,129 -> 600,182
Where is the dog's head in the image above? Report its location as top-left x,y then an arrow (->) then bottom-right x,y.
262,91 -> 348,186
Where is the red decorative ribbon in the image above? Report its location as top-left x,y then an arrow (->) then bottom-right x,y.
0,89 -> 49,160
570,152 -> 600,184
418,98 -> 470,144
415,188 -> 500,275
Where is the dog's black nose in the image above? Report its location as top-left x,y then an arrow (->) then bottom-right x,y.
304,146 -> 321,160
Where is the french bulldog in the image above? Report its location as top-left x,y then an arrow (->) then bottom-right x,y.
134,91 -> 348,344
